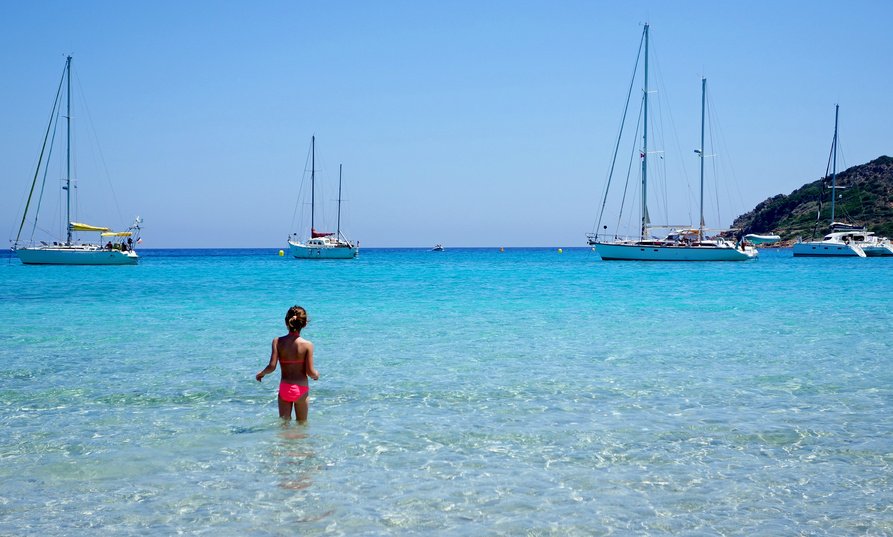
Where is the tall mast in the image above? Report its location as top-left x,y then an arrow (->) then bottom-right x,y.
65,55 -> 72,244
830,104 -> 839,224
641,23 -> 649,241
699,77 -> 706,241
337,164 -> 343,237
311,135 -> 315,233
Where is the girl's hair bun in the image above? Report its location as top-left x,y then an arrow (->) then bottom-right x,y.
285,305 -> 308,331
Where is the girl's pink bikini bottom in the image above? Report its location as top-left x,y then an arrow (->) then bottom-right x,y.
279,382 -> 309,402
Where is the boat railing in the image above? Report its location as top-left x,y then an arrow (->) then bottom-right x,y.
587,233 -> 649,244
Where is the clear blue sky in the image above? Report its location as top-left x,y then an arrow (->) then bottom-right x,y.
3,1 -> 891,248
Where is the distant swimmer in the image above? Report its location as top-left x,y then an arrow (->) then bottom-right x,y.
256,305 -> 319,422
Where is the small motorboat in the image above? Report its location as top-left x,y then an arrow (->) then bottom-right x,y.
744,234 -> 781,245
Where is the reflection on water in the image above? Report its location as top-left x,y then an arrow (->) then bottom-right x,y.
263,424 -> 338,525
272,425 -> 318,491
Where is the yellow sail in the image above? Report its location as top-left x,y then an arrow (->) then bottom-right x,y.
100,232 -> 132,237
70,222 -> 110,232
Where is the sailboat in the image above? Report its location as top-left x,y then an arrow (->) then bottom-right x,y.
287,136 -> 358,259
12,56 -> 141,265
587,25 -> 757,261
793,105 -> 874,257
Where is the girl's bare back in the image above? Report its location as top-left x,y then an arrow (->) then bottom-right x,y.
275,334 -> 314,385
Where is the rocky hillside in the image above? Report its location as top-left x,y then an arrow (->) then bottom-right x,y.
732,156 -> 893,245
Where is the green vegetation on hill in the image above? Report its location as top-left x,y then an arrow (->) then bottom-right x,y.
731,156 -> 893,243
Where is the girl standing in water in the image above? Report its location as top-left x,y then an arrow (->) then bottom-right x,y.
256,306 -> 319,421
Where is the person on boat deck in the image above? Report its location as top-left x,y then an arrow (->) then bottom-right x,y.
256,305 -> 319,421
127,237 -> 133,250
106,241 -> 113,250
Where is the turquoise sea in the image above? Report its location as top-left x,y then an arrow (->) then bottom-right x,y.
1,247 -> 891,536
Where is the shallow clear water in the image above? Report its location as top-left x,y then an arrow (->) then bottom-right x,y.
1,248 -> 891,535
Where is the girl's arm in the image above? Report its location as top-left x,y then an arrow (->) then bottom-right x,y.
256,339 -> 279,382
305,342 -> 319,380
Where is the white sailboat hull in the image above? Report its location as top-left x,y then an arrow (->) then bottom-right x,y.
15,245 -> 138,265
288,241 -> 358,259
792,241 -> 865,257
861,240 -> 893,257
595,242 -> 757,261
861,246 -> 893,256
